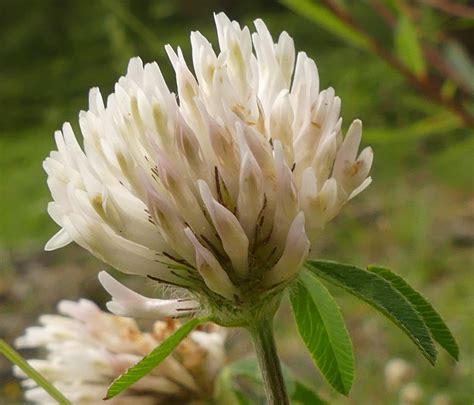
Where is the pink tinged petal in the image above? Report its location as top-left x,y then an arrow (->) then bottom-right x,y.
262,212 -> 309,288
63,214 -> 187,286
306,178 -> 339,235
333,119 -> 362,181
349,176 -> 372,200
323,95 -> 341,134
105,186 -> 167,251
146,192 -> 195,265
300,167 -> 318,200
57,299 -> 100,322
237,150 -> 264,239
45,229 -> 72,251
271,141 -> 299,250
208,119 -> 240,200
175,60 -> 199,104
155,152 -> 214,239
175,117 -> 208,181
185,228 -> 239,301
240,124 -> 275,181
291,52 -> 319,132
275,31 -> 295,87
354,146 -> 374,181
311,87 -> 335,131
98,272 -> 198,319
198,180 -> 249,277
269,90 -> 295,165
334,123 -> 372,196
312,133 -> 337,186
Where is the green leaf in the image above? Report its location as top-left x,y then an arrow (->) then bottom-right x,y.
222,357 -> 326,404
291,380 -> 327,405
290,271 -> 354,395
306,260 -> 438,365
0,339 -> 71,404
281,0 -> 371,51
395,16 -> 427,78
363,111 -> 460,144
105,317 -> 206,400
368,265 -> 459,360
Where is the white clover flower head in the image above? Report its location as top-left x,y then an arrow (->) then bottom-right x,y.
14,299 -> 226,404
44,13 -> 373,324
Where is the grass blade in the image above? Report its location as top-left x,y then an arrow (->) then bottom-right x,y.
0,339 -> 71,404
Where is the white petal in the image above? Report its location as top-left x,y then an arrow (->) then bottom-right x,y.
263,212 -> 309,288
333,119 -> 362,179
349,176 -> 372,200
198,180 -> 249,277
45,228 -> 72,251
98,272 -> 199,319
185,228 -> 239,300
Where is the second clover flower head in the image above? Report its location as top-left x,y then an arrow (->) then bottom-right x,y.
43,13 -> 373,320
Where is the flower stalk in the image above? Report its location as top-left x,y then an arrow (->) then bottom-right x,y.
249,316 -> 289,405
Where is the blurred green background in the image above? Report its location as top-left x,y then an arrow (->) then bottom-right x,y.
1,0 -> 473,403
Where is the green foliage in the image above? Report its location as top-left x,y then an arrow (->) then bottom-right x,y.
216,357 -> 326,404
305,260 -> 438,365
281,0 -> 371,51
443,41 -> 474,94
394,16 -> 426,78
368,265 -> 459,360
105,317 -> 206,400
291,380 -> 327,405
290,271 -> 354,395
0,339 -> 71,404
363,111 -> 460,144
430,136 -> 474,189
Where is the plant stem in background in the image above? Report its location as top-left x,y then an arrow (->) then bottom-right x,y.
319,0 -> 474,129
249,317 -> 289,405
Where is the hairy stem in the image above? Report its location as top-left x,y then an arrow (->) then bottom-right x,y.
248,316 -> 289,405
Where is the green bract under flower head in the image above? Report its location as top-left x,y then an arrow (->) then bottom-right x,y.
44,13 -> 372,321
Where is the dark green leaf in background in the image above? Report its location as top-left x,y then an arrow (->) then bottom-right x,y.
368,265 -> 459,360
305,260 -> 438,365
290,271 -> 354,395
